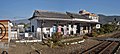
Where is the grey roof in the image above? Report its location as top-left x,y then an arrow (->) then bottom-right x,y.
33,10 -> 70,18
29,10 -> 91,20
66,12 -> 90,19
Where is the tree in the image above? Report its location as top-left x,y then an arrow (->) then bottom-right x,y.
103,24 -> 115,33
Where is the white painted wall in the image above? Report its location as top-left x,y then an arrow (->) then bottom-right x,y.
11,31 -> 17,40
8,22 -> 11,42
89,16 -> 99,22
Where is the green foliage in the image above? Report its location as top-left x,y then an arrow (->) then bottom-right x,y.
91,31 -> 98,37
51,32 -> 62,43
98,27 -> 105,34
47,40 -> 53,48
44,32 -> 64,48
102,24 -> 115,33
90,24 -> 118,37
24,23 -> 30,28
54,41 -> 64,47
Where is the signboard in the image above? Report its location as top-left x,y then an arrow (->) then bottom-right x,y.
25,33 -> 29,37
0,23 -> 6,40
0,20 -> 11,43
0,20 -> 11,54
96,24 -> 100,29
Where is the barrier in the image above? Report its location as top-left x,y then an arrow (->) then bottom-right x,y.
16,40 -> 42,43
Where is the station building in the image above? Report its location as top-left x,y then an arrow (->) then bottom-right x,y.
29,10 -> 99,40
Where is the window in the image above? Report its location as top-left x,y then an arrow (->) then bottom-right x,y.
32,25 -> 34,32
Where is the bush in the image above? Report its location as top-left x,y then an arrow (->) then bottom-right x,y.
103,24 -> 115,33
91,32 -> 98,37
51,32 -> 62,43
93,24 -> 116,36
98,28 -> 105,34
44,32 -> 64,48
54,41 -> 64,47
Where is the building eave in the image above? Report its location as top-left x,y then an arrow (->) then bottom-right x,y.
0,20 -> 11,22
35,17 -> 99,23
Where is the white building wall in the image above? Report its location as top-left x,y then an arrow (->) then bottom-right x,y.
8,22 -> 11,42
11,31 -> 17,40
30,17 -> 99,38
89,16 -> 99,22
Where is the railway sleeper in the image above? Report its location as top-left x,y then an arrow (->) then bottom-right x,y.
88,42 -> 111,54
99,42 -> 119,54
81,41 -> 110,54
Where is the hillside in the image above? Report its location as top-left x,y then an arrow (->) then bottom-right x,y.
98,14 -> 120,24
12,19 -> 30,25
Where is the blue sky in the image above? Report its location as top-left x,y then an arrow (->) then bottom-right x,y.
0,0 -> 120,20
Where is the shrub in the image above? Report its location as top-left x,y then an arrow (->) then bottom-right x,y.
44,32 -> 64,48
51,32 -> 62,43
90,24 -> 117,37
98,28 -> 105,34
103,24 -> 115,33
91,32 -> 98,37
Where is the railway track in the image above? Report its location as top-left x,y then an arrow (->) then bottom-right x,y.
99,42 -> 119,54
80,41 -> 119,54
70,32 -> 120,54
111,32 -> 120,38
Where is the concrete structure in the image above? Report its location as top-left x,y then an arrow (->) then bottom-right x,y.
29,10 -> 99,40
11,31 -> 17,40
17,24 -> 25,33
